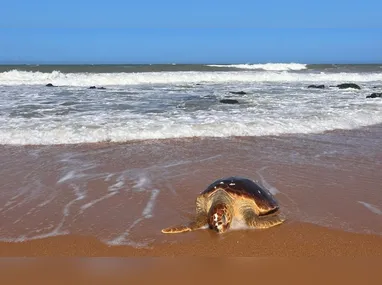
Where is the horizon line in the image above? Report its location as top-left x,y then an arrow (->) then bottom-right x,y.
0,61 -> 381,65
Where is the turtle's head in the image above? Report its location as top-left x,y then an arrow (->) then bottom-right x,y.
208,203 -> 232,233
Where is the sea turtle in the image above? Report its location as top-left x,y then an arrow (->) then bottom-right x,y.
161,176 -> 285,234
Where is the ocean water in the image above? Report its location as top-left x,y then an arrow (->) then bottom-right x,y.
0,63 -> 381,145
1,64 -> 382,246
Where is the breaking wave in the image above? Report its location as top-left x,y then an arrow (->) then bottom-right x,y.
1,69 -> 382,86
206,63 -> 308,71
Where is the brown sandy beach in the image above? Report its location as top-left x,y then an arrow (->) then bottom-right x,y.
1,229 -> 382,285
1,124 -> 382,259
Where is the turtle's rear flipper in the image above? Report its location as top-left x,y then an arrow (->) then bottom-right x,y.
243,209 -> 285,229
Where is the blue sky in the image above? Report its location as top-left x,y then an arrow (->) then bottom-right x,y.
1,0 -> 382,64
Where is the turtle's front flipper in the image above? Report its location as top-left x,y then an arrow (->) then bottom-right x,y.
162,195 -> 208,234
242,208 -> 285,229
161,212 -> 208,234
161,225 -> 192,234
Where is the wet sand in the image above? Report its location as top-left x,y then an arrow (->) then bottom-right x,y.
1,124 -> 382,260
2,228 -> 382,284
1,222 -> 382,257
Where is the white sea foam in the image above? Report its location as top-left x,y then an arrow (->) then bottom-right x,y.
206,63 -> 308,71
1,69 -> 382,86
142,189 -> 160,218
132,173 -> 152,192
255,167 -> 280,195
358,201 -> 382,215
1,183 -> 85,243
80,192 -> 118,212
1,109 -> 381,145
1,68 -> 382,145
106,189 -> 160,246
106,217 -> 145,246
229,218 -> 250,231
57,170 -> 79,184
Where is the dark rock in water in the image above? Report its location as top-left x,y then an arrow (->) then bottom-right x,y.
220,99 -> 239,104
229,91 -> 247,95
89,86 -> 106,90
366,93 -> 382,98
45,83 -> 55,87
337,83 -> 361,90
308,84 -> 325,89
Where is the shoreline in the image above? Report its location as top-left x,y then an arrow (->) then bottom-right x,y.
1,222 -> 382,257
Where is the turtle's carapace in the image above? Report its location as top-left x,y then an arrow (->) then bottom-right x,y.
161,177 -> 285,234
